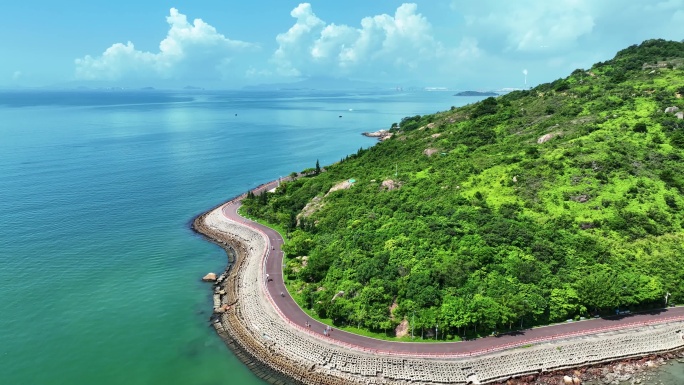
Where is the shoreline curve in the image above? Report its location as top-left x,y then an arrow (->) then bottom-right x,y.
192,182 -> 684,385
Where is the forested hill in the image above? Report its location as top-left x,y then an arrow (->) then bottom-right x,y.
242,39 -> 684,338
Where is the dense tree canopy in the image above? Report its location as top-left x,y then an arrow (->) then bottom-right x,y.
243,39 -> 684,339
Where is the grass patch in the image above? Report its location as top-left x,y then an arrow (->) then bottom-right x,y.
238,206 -> 289,243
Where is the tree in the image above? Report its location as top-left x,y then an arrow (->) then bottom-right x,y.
440,295 -> 469,336
282,230 -> 314,256
469,294 -> 501,333
576,265 -> 620,312
315,159 -> 321,175
633,122 -> 648,133
549,285 -> 584,322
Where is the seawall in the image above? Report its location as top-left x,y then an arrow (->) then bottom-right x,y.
193,202 -> 684,385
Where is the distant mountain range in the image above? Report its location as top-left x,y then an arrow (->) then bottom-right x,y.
454,90 -> 499,96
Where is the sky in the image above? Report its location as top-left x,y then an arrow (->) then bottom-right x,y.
2,0 -> 683,89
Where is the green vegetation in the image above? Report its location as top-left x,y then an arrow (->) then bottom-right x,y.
242,39 -> 684,340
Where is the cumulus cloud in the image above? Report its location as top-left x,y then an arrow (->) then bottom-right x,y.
456,0 -> 597,52
75,8 -> 256,81
455,0 -> 684,55
272,3 -> 327,76
271,3 -> 478,80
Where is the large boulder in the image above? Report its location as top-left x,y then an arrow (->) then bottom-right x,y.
202,272 -> 217,282
381,179 -> 400,191
423,148 -> 438,156
537,132 -> 561,143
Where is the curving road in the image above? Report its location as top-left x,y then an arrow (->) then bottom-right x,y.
221,184 -> 684,357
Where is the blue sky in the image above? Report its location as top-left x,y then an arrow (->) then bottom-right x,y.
3,1 -> 683,89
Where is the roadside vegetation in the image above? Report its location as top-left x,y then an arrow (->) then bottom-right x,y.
242,39 -> 684,340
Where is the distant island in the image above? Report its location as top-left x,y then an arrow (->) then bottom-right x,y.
454,90 -> 498,96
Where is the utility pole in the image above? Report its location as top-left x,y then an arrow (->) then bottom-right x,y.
411,311 -> 415,340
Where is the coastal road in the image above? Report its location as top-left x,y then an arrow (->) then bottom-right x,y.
221,192 -> 684,357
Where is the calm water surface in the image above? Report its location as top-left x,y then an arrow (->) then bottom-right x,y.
0,89 -> 472,385
1,89 -> 679,385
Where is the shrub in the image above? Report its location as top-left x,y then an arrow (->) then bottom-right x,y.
633,122 -> 648,133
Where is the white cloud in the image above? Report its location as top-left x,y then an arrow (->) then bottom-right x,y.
458,0 -> 597,52
75,8 -> 256,81
272,3 -> 327,76
646,0 -> 684,11
270,3 -> 479,80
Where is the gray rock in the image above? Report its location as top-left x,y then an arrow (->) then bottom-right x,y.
603,372 -> 616,384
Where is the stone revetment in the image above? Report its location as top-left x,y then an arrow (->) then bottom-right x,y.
193,200 -> 684,385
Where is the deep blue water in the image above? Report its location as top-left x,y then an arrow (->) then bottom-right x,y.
0,89 -> 480,385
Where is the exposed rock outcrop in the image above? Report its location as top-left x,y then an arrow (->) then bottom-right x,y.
381,179 -> 400,191
395,319 -> 409,338
538,132 -> 561,144
202,272 -> 217,282
298,196 -> 323,223
327,180 -> 354,194
298,180 -> 355,223
423,148 -> 439,156
571,194 -> 590,203
362,130 -> 392,141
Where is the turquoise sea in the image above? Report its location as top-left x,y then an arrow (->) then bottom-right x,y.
0,89 -> 473,385
1,89 -> 681,385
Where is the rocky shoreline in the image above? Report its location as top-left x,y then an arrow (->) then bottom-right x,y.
362,129 -> 392,141
193,208 -> 303,385
192,194 -> 684,385
489,350 -> 684,385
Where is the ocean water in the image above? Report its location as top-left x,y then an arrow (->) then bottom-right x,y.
3,88 -> 680,385
0,89 -> 479,385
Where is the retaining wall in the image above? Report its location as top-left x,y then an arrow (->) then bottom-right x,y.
194,205 -> 684,385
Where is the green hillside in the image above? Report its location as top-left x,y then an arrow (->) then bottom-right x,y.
243,39 -> 684,339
